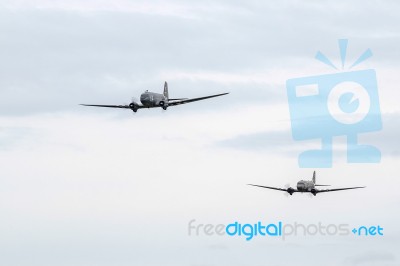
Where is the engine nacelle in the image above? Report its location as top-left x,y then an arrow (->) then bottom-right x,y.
159,101 -> 168,110
129,103 -> 138,112
310,188 -> 317,196
287,187 -> 295,195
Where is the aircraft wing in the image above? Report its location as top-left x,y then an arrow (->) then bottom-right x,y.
168,92 -> 229,106
247,184 -> 296,192
80,104 -> 145,109
316,186 -> 365,194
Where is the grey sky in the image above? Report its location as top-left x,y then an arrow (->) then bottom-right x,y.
0,1 -> 399,266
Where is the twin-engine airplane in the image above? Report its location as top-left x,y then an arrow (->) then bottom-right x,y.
248,171 -> 365,196
80,81 -> 229,112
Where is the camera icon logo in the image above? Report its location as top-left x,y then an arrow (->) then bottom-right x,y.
286,40 -> 382,168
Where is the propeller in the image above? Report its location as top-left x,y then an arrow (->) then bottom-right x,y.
131,96 -> 139,104
309,188 -> 317,197
128,97 -> 140,113
283,183 -> 294,197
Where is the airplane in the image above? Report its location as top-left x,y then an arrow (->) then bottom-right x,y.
248,171 -> 365,196
80,81 -> 229,112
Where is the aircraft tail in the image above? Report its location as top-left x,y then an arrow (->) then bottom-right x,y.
313,171 -> 330,186
163,81 -> 169,99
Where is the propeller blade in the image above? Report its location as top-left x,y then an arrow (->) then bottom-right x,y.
283,183 -> 292,196
132,96 -> 139,104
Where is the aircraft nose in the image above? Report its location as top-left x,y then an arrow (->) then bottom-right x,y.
140,94 -> 149,104
297,182 -> 304,190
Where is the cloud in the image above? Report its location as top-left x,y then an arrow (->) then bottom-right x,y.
344,251 -> 396,265
1,1 -> 400,115
218,130 -> 293,153
217,112 -> 400,160
1,0 -> 200,19
0,111 -> 399,266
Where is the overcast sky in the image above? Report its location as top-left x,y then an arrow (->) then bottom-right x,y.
0,1 -> 399,266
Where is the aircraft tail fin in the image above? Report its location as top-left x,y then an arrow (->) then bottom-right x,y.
163,81 -> 169,99
313,171 -> 330,186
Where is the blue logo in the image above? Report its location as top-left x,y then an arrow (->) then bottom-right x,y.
286,39 -> 382,168
352,225 -> 384,236
225,221 -> 282,241
188,220 -> 384,241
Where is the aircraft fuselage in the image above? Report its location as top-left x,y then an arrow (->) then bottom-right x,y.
296,180 -> 315,192
140,92 -> 168,109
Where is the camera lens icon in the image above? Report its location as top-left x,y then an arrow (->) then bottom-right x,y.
327,81 -> 371,125
286,69 -> 382,168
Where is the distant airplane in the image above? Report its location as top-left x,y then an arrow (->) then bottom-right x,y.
248,171 -> 365,196
80,81 -> 229,112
